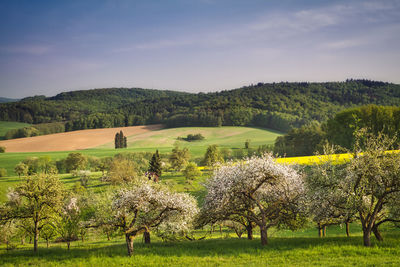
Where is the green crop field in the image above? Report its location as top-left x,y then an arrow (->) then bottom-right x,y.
0,121 -> 31,140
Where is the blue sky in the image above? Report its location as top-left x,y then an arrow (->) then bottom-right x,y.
0,0 -> 400,98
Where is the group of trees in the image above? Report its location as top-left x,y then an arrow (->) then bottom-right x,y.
274,105 -> 400,157
0,173 -> 198,256
2,80 -> 400,139
114,131 -> 127,149
201,129 -> 400,247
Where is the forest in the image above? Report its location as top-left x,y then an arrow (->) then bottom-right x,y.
1,79 -> 400,139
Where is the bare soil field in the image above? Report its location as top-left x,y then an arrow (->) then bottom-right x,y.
0,124 -> 162,152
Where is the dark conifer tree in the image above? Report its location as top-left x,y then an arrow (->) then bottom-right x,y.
148,150 -> 162,177
114,132 -> 120,149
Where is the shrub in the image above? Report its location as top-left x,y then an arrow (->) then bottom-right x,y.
0,168 -> 7,177
0,146 -> 5,153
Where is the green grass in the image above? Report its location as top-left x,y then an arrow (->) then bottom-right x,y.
0,121 -> 31,140
99,126 -> 282,157
1,224 -> 399,266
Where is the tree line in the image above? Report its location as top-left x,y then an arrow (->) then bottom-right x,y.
2,80 -> 400,138
274,104 -> 400,156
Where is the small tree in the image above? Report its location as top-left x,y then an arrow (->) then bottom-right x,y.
0,174 -> 64,252
55,197 -> 82,250
245,139 -> 251,149
183,162 -> 201,182
169,145 -> 190,171
65,153 -> 88,173
107,159 -> 138,185
202,145 -> 224,166
148,150 -> 162,177
40,224 -> 56,248
0,168 -> 7,177
14,163 -> 28,178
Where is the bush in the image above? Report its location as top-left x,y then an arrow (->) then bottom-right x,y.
178,133 -> 205,142
0,168 -> 8,177
0,146 -> 5,153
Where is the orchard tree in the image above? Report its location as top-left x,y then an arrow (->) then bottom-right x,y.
305,155 -> 356,237
169,145 -> 190,171
107,159 -> 138,185
182,162 -> 202,182
14,162 -> 28,178
98,182 -> 198,256
55,197 -> 82,250
344,129 -> 400,246
0,174 -> 64,252
203,154 -> 305,245
65,153 -> 88,173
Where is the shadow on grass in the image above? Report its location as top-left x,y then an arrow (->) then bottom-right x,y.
2,234 -> 398,265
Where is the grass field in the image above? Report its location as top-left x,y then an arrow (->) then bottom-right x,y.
0,126 -> 282,175
0,121 -> 31,140
1,223 -> 399,266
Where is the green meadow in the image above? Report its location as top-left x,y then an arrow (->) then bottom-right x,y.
1,223 -> 399,266
0,121 -> 31,140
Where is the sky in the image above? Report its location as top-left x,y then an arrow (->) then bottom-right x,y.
0,0 -> 400,98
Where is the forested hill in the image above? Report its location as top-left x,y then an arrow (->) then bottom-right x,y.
1,80 -> 400,134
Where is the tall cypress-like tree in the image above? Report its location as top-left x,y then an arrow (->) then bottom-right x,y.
148,150 -> 162,177
114,132 -> 120,149
115,131 -> 127,149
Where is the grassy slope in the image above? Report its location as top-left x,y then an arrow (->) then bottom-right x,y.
0,126 -> 281,175
0,121 -> 31,140
100,126 -> 282,156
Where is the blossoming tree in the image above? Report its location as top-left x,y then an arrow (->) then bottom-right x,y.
99,182 -> 198,256
203,154 -> 305,245
344,130 -> 400,246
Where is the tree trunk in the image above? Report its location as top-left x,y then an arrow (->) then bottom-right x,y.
67,241 -> 70,250
33,221 -> 39,252
318,223 -> 322,237
372,225 -> 383,241
346,222 -> 350,237
246,223 -> 253,240
126,234 -> 134,256
323,226 -> 326,237
46,239 -> 49,248
260,225 -> 268,246
144,230 -> 151,244
21,236 -> 25,245
363,229 -> 371,247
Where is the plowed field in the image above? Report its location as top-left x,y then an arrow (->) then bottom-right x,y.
0,124 -> 162,152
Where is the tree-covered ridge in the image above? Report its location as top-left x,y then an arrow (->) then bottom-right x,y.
1,80 -> 400,133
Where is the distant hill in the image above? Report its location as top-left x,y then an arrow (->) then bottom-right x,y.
0,80 -> 400,133
0,97 -> 20,103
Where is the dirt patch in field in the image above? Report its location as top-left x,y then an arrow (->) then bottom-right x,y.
0,125 -> 163,152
